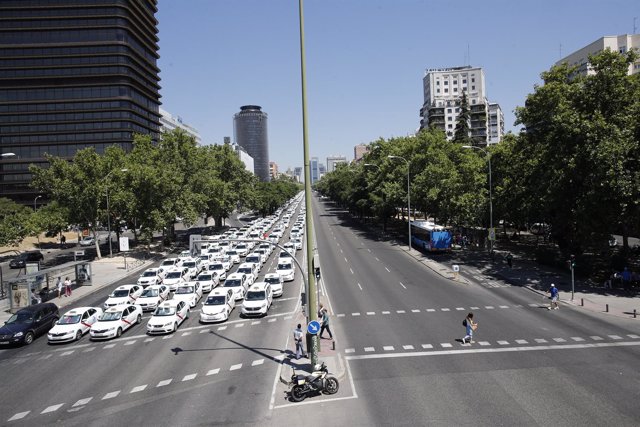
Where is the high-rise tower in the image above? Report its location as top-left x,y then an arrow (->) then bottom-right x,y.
233,105 -> 269,181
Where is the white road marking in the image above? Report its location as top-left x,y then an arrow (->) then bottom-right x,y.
252,359 -> 265,366
336,314 -> 345,317
515,340 -> 528,344
102,391 -> 120,400
352,312 -> 361,316
82,347 -> 96,353
485,306 -> 494,309
207,368 -> 220,376
130,385 -> 147,393
375,257 -> 380,261
367,249 -> 371,252
497,340 -> 510,345
383,346 -> 395,351
421,344 -> 433,349
181,332 -> 192,336
340,249 -> 343,254
349,268 -> 354,275
441,343 -> 453,348
251,321 -> 261,325
104,344 -> 116,349
399,282 -> 407,289
571,337 -> 585,342
357,283 -> 362,290
441,308 -> 450,312
535,338 -> 548,343
268,318 -> 277,322
157,379 -> 172,387
41,404 -> 64,414
528,303 -> 539,307
382,311 -> 390,314
284,315 -> 293,320
124,340 -> 136,345
162,335 -> 172,340
230,363 -> 242,371
609,335 -> 622,340
235,323 -> 244,328
364,347 -> 375,352
60,350 -> 74,356
479,341 -> 490,346
397,310 -> 406,314
553,338 -> 566,343
345,348 -> 355,354
144,337 -> 155,342
366,312 -> 375,315
402,345 -> 415,350
344,257 -> 348,263
590,336 -> 603,341
199,329 -> 208,334
628,334 -> 640,339
72,398 -> 92,407
182,373 -> 197,381
499,305 -> 509,309
38,354 -> 52,360
455,307 -> 465,311
514,304 -> 523,308
426,309 -> 436,312
411,309 -> 420,313
8,412 -> 30,421
385,267 -> 390,272
218,326 -> 227,330
470,307 -> 479,310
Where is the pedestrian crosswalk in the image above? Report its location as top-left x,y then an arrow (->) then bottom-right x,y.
342,334 -> 640,355
333,303 -> 535,318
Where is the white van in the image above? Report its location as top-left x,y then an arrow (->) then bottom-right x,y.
241,282 -> 272,317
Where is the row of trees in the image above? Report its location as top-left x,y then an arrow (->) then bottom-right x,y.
0,129 -> 301,256
316,49 -> 640,257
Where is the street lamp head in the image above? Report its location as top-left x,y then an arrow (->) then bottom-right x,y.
387,155 -> 398,159
461,145 -> 473,149
120,168 -> 128,172
1,153 -> 16,158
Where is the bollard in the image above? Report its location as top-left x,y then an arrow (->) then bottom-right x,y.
606,304 -> 609,313
332,340 -> 335,351
634,309 -> 637,319
581,298 -> 584,307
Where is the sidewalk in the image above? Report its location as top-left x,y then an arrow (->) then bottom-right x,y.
406,246 -> 640,320
0,253 -> 160,323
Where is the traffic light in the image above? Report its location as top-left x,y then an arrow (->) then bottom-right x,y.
569,254 -> 576,269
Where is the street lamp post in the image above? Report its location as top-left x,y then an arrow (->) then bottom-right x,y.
462,145 -> 493,255
104,168 -> 128,258
387,155 -> 411,250
33,195 -> 42,211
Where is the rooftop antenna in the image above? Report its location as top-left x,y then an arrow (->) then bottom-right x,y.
634,17 -> 637,34
467,43 -> 471,66
559,43 -> 563,59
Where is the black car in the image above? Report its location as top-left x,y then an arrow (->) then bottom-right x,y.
0,303 -> 59,346
9,251 -> 44,269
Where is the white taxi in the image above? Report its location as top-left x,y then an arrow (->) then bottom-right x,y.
137,284 -> 170,312
47,307 -> 103,343
90,304 -> 142,340
241,282 -> 273,317
223,273 -> 249,301
264,273 -> 284,297
146,300 -> 189,334
195,272 -> 218,292
173,282 -> 203,308
103,284 -> 143,309
200,288 -> 235,323
276,259 -> 295,282
163,267 -> 188,292
207,263 -> 227,281
237,262 -> 259,277
137,268 -> 164,287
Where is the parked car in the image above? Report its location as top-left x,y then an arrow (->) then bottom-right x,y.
173,282 -> 203,308
200,288 -> 236,323
0,303 -> 59,346
137,285 -> 170,312
79,236 -> 96,247
90,304 -> 142,340
264,273 -> 284,297
47,307 -> 102,343
137,268 -> 165,287
241,282 -> 273,317
223,273 -> 249,301
195,272 -> 219,293
9,251 -> 44,269
103,284 -> 143,309
146,300 -> 190,334
276,259 -> 295,282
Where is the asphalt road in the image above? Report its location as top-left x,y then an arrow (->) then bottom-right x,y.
269,195 -> 640,425
0,205 -> 307,426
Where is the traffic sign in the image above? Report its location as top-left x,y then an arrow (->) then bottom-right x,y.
488,228 -> 496,241
452,265 -> 460,272
307,320 -> 321,335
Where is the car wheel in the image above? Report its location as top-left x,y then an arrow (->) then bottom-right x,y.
116,328 -> 122,338
75,330 -> 82,341
136,314 -> 141,324
51,318 -> 58,330
173,322 -> 178,332
23,332 -> 34,345
186,309 -> 190,319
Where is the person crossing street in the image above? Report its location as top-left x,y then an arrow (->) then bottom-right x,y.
548,283 -> 559,310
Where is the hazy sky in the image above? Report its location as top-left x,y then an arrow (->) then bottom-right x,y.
157,0 -> 639,171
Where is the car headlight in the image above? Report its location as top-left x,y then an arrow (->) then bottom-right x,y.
261,303 -> 267,308
163,322 -> 173,327
107,327 -> 116,331
14,332 -> 23,337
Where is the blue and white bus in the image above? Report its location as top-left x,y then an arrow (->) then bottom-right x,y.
410,220 -> 452,252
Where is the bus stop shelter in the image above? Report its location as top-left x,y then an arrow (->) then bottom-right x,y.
5,261 -> 92,313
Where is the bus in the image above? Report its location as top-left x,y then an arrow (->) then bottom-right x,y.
410,220 -> 452,252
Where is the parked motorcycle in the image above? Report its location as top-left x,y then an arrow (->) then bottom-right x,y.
288,361 -> 339,402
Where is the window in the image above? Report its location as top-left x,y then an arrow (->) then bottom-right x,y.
444,88 -> 448,93
436,81 -> 440,85
447,108 -> 452,113
463,79 -> 467,84
447,116 -> 452,121
444,81 -> 448,85
471,77 -> 475,82
472,86 -> 475,90
447,124 -> 453,129
453,80 -> 457,85
454,88 -> 458,92
436,89 -> 440,93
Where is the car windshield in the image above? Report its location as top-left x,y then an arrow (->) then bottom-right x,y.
236,245 -> 247,250
200,256 -> 209,261
59,314 -> 81,324
166,272 -> 181,279
210,264 -> 224,270
227,251 -> 237,255
141,288 -> 159,297
161,260 -> 175,266
238,267 -> 251,274
6,312 -> 33,324
245,291 -> 265,301
154,307 -> 175,316
198,274 -> 212,281
247,256 -> 259,262
111,289 -> 130,298
280,252 -> 292,258
265,277 -> 280,285
224,279 -> 241,287
100,311 -> 122,321
205,296 -> 225,305
183,261 -> 196,268
277,263 -> 291,270
175,286 -> 194,294
142,271 -> 156,277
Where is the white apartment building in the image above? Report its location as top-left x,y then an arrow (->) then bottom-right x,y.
419,66 -> 503,145
326,155 -> 347,172
556,34 -> 640,76
159,107 -> 202,145
233,144 -> 254,175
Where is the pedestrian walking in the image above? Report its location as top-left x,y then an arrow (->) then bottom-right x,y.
64,277 -> 72,297
548,283 -> 559,310
60,235 -> 66,248
506,253 -> 513,268
462,312 -> 477,344
56,277 -> 63,299
293,324 -> 307,359
319,304 -> 333,340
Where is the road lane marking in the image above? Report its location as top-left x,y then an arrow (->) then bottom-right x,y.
130,385 -> 147,393
284,315 -> 293,320
357,283 -> 362,290
571,337 -> 585,342
421,344 -> 433,349
399,282 -> 407,289
218,326 -> 227,330
455,307 -> 465,311
396,310 -> 406,314
235,324 -> 244,328
426,309 -> 435,312
337,314 -> 345,317
497,341 -> 509,345
207,368 -> 220,376
352,312 -> 360,316
124,340 -> 136,346
440,343 -> 452,348
8,411 -> 30,421
103,344 -> 116,349
590,336 -> 603,340
251,321 -> 261,325
403,345 -> 415,350
385,267 -> 390,272
182,331 -> 192,336
628,334 -> 640,339
144,338 -> 155,342
382,311 -> 390,314
485,306 -> 494,309
515,340 -> 528,344
72,398 -> 92,407
478,341 -> 490,346
252,359 -> 265,366
344,257 -> 348,263
383,346 -> 394,351
82,347 -> 96,353
366,312 -> 375,315
182,374 -> 197,381
364,347 -> 375,352
441,308 -> 450,312
535,339 -> 548,343
411,309 -> 420,313
41,404 -> 64,414
60,350 -> 74,356
375,257 -> 380,261
470,306 -> 480,310
199,330 -> 208,334
349,268 -> 354,275
162,335 -> 172,340
553,338 -> 566,342
38,354 -> 52,360
268,318 -> 277,322
230,363 -> 242,371
102,391 -> 120,400
499,305 -> 509,309
609,335 -> 622,340
157,379 -> 172,387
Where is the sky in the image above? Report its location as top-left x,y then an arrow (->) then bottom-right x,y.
156,0 -> 639,172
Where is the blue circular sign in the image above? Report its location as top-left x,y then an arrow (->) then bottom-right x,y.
307,320 -> 321,335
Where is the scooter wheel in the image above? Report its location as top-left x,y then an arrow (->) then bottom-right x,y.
324,376 -> 339,394
290,385 -> 306,402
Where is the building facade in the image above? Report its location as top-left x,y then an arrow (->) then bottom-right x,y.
310,157 -> 319,184
160,108 -> 201,145
326,155 -> 347,172
233,144 -> 254,175
419,66 -> 503,146
293,166 -> 303,183
0,0 -> 161,203
269,161 -> 278,180
233,105 -> 269,181
353,144 -> 369,162
556,34 -> 640,76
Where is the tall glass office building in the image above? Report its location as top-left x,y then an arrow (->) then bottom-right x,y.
233,105 -> 269,182
0,0 -> 161,203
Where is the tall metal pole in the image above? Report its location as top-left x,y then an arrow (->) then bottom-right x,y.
106,186 -> 113,258
388,155 -> 411,250
298,0 -> 319,366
